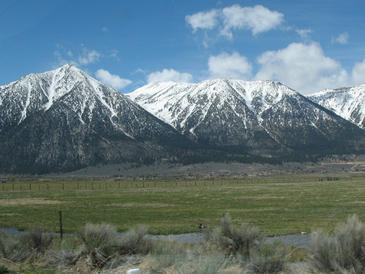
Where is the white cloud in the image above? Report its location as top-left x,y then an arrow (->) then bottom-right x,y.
186,5 -> 284,40
185,9 -> 219,32
95,69 -> 132,89
221,5 -> 284,38
78,48 -> 101,65
352,59 -> 365,85
332,32 -> 349,44
147,69 -> 193,83
101,26 -> 109,32
296,28 -> 312,39
255,42 -> 350,93
208,52 -> 252,79
54,44 -> 101,67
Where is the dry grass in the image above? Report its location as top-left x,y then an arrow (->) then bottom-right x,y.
0,198 -> 63,206
108,202 -> 171,208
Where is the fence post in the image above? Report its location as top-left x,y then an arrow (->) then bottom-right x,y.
59,211 -> 63,240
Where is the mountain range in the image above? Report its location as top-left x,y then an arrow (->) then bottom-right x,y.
128,79 -> 365,156
1,65 -> 365,174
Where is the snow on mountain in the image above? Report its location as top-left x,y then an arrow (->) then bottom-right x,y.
128,80 -> 296,129
0,64 -> 119,131
0,65 -> 187,173
128,79 -> 365,153
0,64 -> 177,139
309,85 -> 365,129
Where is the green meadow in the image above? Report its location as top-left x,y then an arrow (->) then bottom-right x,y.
1,174 -> 365,235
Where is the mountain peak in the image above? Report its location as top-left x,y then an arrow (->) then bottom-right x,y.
0,65 -> 121,126
0,66 -> 190,173
310,84 -> 365,128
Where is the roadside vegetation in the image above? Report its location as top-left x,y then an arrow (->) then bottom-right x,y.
2,214 -> 365,273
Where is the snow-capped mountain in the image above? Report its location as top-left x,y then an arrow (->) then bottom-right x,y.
309,85 -> 365,129
0,65 -> 188,173
128,79 -> 365,155
2,66 -> 365,174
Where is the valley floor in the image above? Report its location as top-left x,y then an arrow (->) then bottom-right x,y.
56,155 -> 365,179
1,172 -> 365,235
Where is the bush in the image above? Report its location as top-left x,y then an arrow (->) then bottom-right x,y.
23,228 -> 54,255
117,225 -> 151,256
208,213 -> 261,256
44,241 -> 82,268
245,242 -> 289,274
78,223 -> 118,268
78,223 -> 151,268
0,229 -> 53,262
309,215 -> 365,273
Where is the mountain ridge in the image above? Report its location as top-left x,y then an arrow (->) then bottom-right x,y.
309,84 -> 365,129
128,79 -> 365,156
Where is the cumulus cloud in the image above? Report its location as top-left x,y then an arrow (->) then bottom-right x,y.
255,42 -> 350,93
95,69 -> 132,89
185,9 -> 219,32
186,5 -> 284,39
332,32 -> 349,44
221,5 -> 284,38
147,69 -> 193,83
352,59 -> 365,85
208,52 -> 252,79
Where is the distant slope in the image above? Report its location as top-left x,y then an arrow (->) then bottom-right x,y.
128,79 -> 365,156
310,84 -> 365,129
0,65 -> 189,173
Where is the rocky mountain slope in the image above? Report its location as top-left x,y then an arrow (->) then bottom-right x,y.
309,85 -> 365,129
2,66 -> 365,174
0,65 -> 189,173
128,79 -> 365,157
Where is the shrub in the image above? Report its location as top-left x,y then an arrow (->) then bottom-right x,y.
208,213 -> 261,256
245,242 -> 289,274
44,240 -> 82,268
117,225 -> 151,256
78,223 -> 118,268
309,215 -> 365,273
78,223 -> 151,268
22,228 -> 54,255
0,229 -> 53,262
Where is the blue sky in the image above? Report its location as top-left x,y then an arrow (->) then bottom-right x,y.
1,0 -> 365,94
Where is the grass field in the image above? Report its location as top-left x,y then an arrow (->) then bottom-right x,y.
1,174 -> 365,235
